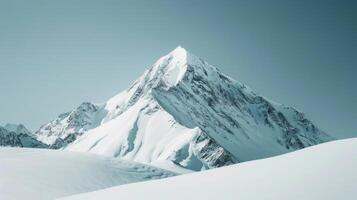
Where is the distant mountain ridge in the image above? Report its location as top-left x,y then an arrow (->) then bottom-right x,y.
4,47 -> 333,172
0,123 -> 47,148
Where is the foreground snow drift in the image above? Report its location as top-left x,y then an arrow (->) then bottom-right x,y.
0,148 -> 175,200
61,138 -> 357,200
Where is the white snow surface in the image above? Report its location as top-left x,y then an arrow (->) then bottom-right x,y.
0,148 -> 175,200
60,138 -> 357,200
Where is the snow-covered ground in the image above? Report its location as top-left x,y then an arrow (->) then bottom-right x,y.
0,148 -> 175,200
61,138 -> 357,200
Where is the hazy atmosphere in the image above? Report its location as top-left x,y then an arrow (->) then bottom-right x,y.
0,0 -> 356,138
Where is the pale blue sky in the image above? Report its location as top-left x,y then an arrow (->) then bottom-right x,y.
0,0 -> 356,138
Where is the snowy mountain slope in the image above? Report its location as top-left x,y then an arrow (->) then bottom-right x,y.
0,148 -> 175,200
60,138 -> 357,200
0,124 -> 47,148
37,46 -> 332,171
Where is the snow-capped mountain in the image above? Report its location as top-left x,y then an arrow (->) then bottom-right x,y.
35,47 -> 333,171
0,123 -> 47,148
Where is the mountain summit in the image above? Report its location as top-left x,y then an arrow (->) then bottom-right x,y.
35,47 -> 332,171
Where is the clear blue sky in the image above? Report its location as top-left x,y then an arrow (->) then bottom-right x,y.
0,0 -> 356,138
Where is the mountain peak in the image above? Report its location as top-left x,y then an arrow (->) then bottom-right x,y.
169,46 -> 187,59
145,46 -> 191,88
158,46 -> 201,67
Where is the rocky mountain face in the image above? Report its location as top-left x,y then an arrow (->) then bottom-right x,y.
34,47 -> 333,171
0,124 -> 47,148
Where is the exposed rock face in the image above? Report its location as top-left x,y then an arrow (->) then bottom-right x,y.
34,47 -> 333,171
191,131 -> 237,169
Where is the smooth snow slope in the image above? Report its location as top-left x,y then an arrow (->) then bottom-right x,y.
0,148 -> 175,200
61,138 -> 357,200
